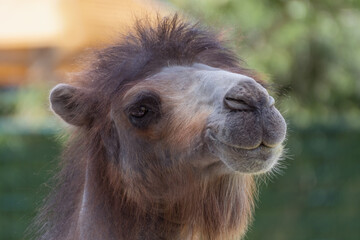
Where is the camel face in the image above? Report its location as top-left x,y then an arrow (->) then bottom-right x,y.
116,63 -> 286,175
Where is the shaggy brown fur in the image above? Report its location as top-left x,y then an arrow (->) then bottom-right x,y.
31,14 -> 265,240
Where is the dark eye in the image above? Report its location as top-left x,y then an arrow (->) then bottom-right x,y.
130,106 -> 148,118
126,92 -> 161,129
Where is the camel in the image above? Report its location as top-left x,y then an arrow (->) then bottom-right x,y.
33,15 -> 286,240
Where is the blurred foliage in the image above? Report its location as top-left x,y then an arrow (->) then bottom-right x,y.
169,0 -> 360,127
0,84 -> 60,134
0,134 -> 61,240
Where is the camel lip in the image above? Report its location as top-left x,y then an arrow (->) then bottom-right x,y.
206,130 -> 276,151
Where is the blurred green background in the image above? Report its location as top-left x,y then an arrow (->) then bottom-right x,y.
0,0 -> 359,239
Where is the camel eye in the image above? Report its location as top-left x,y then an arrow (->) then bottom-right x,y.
126,91 -> 161,129
130,106 -> 148,118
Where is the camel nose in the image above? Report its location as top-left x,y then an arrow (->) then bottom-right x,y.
224,81 -> 272,111
224,95 -> 254,111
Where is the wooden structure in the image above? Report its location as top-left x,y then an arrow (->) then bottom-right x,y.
0,0 -> 167,86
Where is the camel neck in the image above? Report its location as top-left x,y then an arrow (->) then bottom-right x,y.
74,159 -> 185,240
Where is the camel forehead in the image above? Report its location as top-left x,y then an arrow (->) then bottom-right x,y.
149,63 -> 254,90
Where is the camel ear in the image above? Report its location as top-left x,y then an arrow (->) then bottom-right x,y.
50,84 -> 92,126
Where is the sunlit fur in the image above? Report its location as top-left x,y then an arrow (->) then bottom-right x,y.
30,14 -> 286,240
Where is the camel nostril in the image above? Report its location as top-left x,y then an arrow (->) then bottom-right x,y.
224,97 -> 254,111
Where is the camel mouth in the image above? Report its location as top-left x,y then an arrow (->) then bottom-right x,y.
205,130 -> 282,173
207,131 -> 277,153
212,136 -> 275,151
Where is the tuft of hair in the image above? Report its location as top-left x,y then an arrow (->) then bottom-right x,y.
76,13 -> 255,94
